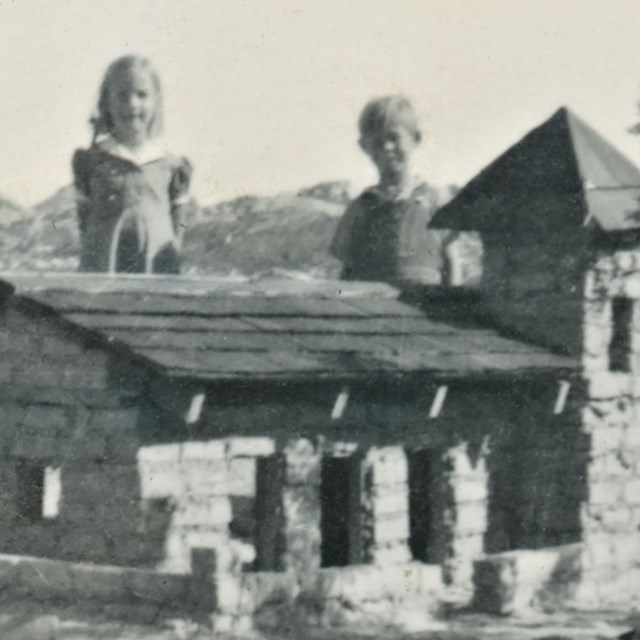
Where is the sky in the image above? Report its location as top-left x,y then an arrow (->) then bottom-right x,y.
1,0 -> 640,207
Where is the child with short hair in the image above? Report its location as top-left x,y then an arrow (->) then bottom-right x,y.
330,95 -> 442,284
73,55 -> 192,274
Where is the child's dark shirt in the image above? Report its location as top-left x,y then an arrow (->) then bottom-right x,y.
329,181 -> 445,283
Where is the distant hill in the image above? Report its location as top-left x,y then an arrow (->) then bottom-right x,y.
0,181 -> 471,279
0,196 -> 26,225
0,186 -> 79,271
0,182 -> 351,276
183,192 -> 344,277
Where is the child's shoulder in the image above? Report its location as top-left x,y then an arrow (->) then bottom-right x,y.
164,153 -> 192,176
361,178 -> 440,209
71,145 -> 115,185
411,180 -> 441,210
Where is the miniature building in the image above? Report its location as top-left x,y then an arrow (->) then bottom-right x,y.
0,107 -> 639,632
0,273 -> 577,631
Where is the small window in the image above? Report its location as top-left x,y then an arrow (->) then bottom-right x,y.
320,454 -> 370,567
407,449 -> 436,563
253,455 -> 285,571
609,297 -> 633,372
16,462 -> 61,523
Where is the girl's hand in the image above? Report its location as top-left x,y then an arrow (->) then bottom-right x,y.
170,158 -> 192,201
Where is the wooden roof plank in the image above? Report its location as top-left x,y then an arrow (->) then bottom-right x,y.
66,313 -> 257,332
104,329 -> 298,352
243,315 -> 459,335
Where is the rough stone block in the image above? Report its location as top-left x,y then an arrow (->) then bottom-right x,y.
181,440 -> 226,461
473,544 -> 583,614
611,533 -> 640,565
90,408 -> 139,432
62,367 -> 109,390
374,513 -> 409,544
226,437 -> 275,458
446,444 -> 487,477
451,533 -> 484,559
137,444 -> 181,465
372,544 -> 412,566
601,507 -> 631,531
16,558 -> 75,600
125,570 -> 190,606
368,446 -> 408,485
584,535 -> 614,570
71,564 -> 129,602
214,574 -> 246,612
227,457 -> 257,496
588,373 -> 633,400
24,405 -> 70,430
582,354 -> 609,374
182,460 -> 229,495
625,424 -> 640,447
372,488 -> 408,516
583,323 -> 609,357
453,479 -> 488,503
243,572 -> 294,610
319,565 -> 385,602
589,481 -> 623,506
590,426 -> 625,455
624,479 -> 640,504
174,497 -> 232,527
138,464 -> 184,498
285,439 -> 320,485
454,502 -> 487,534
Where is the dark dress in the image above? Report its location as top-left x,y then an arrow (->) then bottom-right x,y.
72,143 -> 192,274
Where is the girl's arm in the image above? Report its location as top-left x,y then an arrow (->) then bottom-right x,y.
169,157 -> 194,248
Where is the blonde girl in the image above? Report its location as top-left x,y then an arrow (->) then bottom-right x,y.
73,55 -> 192,274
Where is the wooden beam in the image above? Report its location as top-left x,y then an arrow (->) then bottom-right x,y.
553,380 -> 571,415
186,392 -> 206,424
331,387 -> 350,420
429,385 -> 448,419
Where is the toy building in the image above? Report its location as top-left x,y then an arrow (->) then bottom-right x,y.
0,107 -> 639,633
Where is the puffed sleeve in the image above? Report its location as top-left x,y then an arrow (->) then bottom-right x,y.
169,157 -> 193,245
169,157 -> 192,206
72,149 -> 92,235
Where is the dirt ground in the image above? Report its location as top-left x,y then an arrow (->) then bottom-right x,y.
0,602 -> 638,640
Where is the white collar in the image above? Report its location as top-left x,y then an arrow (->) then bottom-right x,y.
99,135 -> 168,166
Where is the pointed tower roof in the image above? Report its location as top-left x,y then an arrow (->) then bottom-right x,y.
433,107 -> 640,233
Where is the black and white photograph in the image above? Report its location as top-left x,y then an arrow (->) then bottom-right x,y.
1,1 -> 640,638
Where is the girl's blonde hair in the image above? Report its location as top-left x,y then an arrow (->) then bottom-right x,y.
91,55 -> 164,143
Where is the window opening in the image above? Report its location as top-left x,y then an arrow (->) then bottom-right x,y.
406,449 -> 435,563
16,462 -> 61,523
320,454 -> 368,567
609,297 -> 633,372
253,454 -> 285,571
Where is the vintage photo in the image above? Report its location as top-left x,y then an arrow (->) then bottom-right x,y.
0,1 -> 640,638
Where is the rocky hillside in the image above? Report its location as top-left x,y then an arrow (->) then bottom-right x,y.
0,182 -> 354,276
0,180 -> 472,279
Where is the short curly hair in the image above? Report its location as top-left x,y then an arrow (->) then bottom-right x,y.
358,95 -> 421,141
92,55 -> 164,141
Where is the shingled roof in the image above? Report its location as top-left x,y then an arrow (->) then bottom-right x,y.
2,273 -> 578,382
433,107 -> 640,233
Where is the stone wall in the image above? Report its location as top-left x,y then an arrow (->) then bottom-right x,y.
579,249 -> 640,602
0,302 -> 150,564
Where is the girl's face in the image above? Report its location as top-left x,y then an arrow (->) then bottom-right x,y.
107,66 -> 157,146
